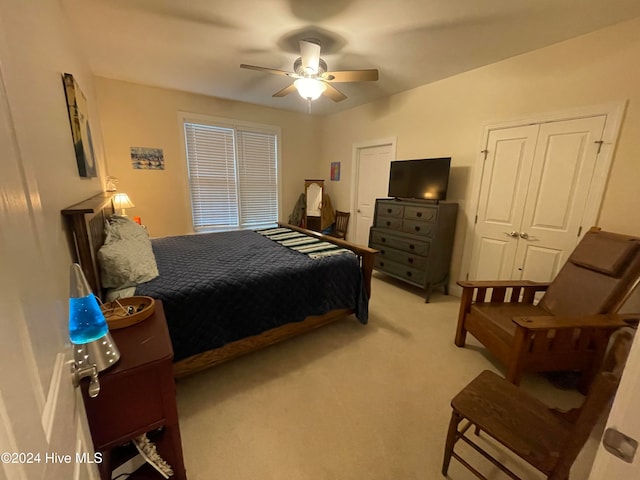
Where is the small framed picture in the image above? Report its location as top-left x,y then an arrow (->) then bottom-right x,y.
131,146 -> 165,170
331,162 -> 340,181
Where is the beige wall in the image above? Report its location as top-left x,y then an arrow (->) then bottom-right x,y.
95,78 -> 323,238
321,17 -> 640,286
95,17 -> 640,286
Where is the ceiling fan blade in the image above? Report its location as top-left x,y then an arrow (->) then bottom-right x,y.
322,83 -> 347,102
272,83 -> 297,98
299,40 -> 321,73
240,64 -> 293,77
323,69 -> 379,82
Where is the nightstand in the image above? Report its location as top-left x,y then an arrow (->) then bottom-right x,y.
80,300 -> 187,480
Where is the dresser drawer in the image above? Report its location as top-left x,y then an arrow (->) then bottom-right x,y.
376,202 -> 404,218
375,215 -> 403,229
402,220 -> 436,237
404,205 -> 437,222
371,243 -> 428,270
370,229 -> 430,256
374,256 -> 426,286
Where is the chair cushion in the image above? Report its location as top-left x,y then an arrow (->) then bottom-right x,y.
569,233 -> 640,277
470,303 -> 549,342
539,230 -> 640,315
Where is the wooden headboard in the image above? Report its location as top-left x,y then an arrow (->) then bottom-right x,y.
62,192 -> 114,297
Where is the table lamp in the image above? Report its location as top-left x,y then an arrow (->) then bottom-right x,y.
69,263 -> 120,397
113,192 -> 135,216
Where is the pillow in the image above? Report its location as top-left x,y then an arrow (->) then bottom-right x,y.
98,215 -> 159,289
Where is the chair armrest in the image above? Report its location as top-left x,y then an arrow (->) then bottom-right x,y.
457,280 -> 550,289
512,313 -> 637,330
456,280 -> 550,304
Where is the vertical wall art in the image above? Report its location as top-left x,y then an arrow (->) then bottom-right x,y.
131,147 -> 165,170
331,162 -> 341,181
62,73 -> 97,178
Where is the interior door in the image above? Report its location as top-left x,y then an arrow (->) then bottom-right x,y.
588,326 -> 640,479
513,115 -> 607,281
468,125 -> 538,279
353,143 -> 395,246
0,63 -> 97,480
469,115 -> 607,283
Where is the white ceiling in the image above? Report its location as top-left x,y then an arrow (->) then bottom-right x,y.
61,0 -> 640,116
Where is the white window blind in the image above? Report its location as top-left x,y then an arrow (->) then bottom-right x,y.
183,120 -> 279,232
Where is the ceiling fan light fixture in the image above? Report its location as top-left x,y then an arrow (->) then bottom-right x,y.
294,78 -> 326,100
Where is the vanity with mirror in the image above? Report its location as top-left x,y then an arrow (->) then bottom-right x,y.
304,179 -> 324,232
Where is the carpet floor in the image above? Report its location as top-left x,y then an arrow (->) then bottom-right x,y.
175,273 -> 604,479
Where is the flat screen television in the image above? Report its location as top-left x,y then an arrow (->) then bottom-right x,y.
388,157 -> 451,201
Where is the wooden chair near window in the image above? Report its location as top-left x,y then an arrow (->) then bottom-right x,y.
442,327 -> 635,480
327,211 -> 350,240
455,227 -> 640,393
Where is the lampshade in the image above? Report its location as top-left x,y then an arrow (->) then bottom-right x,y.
69,263 -> 120,373
294,78 -> 327,100
113,192 -> 135,215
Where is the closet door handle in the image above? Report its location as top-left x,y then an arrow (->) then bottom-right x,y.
520,232 -> 529,240
504,231 -> 518,238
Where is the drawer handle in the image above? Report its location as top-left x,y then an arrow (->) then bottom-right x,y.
417,212 -> 422,218
408,258 -> 414,264
380,261 -> 385,267
409,244 -> 415,250
380,249 -> 385,254
381,237 -> 386,243
406,271 -> 412,277
386,221 -> 391,226
414,226 -> 420,232
387,208 -> 392,213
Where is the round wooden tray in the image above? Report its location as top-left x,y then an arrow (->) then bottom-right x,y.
101,296 -> 155,330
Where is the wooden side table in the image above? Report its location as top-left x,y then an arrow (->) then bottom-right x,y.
81,300 -> 187,480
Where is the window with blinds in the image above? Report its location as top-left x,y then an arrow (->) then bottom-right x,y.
183,118 -> 279,232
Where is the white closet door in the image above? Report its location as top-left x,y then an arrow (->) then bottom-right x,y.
469,115 -> 607,283
514,115 -> 607,281
468,125 -> 538,280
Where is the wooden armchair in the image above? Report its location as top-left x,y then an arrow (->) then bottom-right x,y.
443,328 -> 634,479
455,227 -> 640,391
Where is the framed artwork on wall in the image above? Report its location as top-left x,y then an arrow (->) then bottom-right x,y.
62,73 -> 97,178
131,147 -> 165,170
331,162 -> 340,181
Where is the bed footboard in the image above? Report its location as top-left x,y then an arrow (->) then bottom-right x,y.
278,222 -> 378,297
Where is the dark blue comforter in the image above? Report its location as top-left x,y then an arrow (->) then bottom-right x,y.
135,230 -> 368,361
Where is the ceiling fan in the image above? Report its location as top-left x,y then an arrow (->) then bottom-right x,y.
240,39 -> 378,103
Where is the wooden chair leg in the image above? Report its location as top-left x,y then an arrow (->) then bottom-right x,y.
442,411 -> 462,476
455,289 -> 474,347
506,326 -> 528,385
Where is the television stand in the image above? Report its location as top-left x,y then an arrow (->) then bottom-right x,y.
392,197 -> 441,205
369,198 -> 457,302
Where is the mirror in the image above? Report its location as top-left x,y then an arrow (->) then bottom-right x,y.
304,179 -> 324,231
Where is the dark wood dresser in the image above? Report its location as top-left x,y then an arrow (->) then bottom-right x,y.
369,198 -> 458,302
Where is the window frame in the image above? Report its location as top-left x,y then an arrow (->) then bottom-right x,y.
178,112 -> 282,233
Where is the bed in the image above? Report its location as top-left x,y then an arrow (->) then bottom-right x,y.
62,192 -> 378,378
